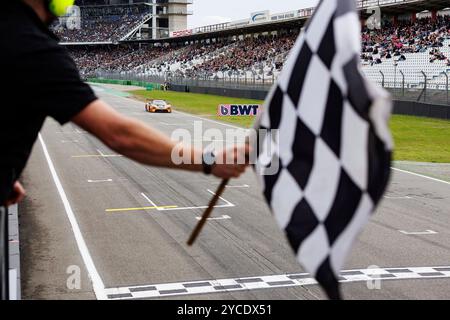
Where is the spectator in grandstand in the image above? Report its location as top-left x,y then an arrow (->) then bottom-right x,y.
181,34 -> 296,79
67,14 -> 449,80
68,34 -> 297,80
1,2 -> 249,299
69,45 -> 172,76
362,15 -> 450,66
52,3 -> 149,42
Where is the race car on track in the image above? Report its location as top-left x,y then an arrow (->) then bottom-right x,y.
145,100 -> 172,113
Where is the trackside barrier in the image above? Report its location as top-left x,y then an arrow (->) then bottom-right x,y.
0,206 -> 7,300
0,204 -> 20,300
8,205 -> 20,300
87,78 -> 163,91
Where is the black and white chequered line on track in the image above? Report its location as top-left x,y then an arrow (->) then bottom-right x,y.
104,266 -> 450,300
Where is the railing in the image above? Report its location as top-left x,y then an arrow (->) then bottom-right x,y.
120,13 -> 153,41
377,70 -> 450,106
442,72 -> 449,104
94,71 -> 276,91
94,65 -> 450,105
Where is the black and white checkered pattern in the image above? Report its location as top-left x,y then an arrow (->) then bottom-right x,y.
104,266 -> 450,300
255,0 -> 393,299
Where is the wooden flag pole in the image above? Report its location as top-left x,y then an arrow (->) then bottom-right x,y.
187,179 -> 229,246
188,133 -> 253,246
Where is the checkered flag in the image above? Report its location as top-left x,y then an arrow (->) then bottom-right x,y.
255,0 -> 393,300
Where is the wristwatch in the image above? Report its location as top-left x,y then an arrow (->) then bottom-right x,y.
202,150 -> 216,175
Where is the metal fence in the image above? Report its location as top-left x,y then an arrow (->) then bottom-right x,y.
93,68 -> 450,106
94,71 -> 275,92
376,70 -> 450,106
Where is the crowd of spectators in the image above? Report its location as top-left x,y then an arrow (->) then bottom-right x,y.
181,34 -> 297,78
140,42 -> 228,75
361,16 -> 450,66
68,16 -> 450,78
52,4 -> 149,43
131,34 -> 297,79
69,34 -> 297,78
69,45 -> 173,75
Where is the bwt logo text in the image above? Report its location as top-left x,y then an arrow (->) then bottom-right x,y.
218,104 -> 262,116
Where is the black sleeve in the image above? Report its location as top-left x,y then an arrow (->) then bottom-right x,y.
16,34 -> 98,125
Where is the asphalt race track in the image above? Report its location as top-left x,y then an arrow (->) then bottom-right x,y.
19,85 -> 450,300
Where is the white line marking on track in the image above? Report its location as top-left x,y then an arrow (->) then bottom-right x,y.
141,193 -> 162,211
399,230 -> 438,235
39,134 -> 106,300
392,168 -> 450,186
71,149 -> 123,158
196,215 -> 232,221
206,189 -> 234,207
140,190 -> 235,212
88,179 -> 113,183
384,195 -> 412,200
225,184 -> 250,189
103,265 -> 450,300
159,203 -> 234,211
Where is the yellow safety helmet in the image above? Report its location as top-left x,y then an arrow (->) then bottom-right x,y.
47,0 -> 75,17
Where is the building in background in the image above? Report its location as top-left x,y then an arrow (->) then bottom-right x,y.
55,0 -> 193,43
145,0 -> 193,40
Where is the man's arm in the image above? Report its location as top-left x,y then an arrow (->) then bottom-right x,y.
72,100 -> 248,179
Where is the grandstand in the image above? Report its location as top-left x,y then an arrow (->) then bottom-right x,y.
53,0 -> 193,43
62,0 -> 450,99
361,14 -> 450,89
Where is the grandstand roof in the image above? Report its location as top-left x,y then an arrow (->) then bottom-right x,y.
128,18 -> 306,44
123,0 -> 450,45
379,0 -> 450,14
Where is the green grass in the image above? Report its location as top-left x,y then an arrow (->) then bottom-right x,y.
390,115 -> 450,163
132,89 -> 260,128
132,89 -> 450,163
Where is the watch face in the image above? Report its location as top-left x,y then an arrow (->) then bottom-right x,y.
203,151 -> 216,166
